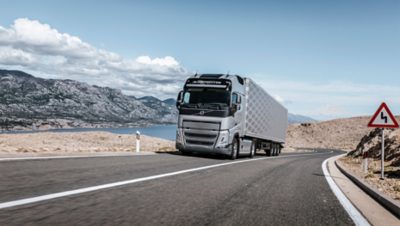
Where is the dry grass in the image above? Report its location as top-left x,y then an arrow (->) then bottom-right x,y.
285,116 -> 374,150
0,131 -> 175,155
339,156 -> 400,200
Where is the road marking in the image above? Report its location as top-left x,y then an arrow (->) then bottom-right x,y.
0,152 -> 327,210
0,153 -> 156,162
322,156 -> 370,226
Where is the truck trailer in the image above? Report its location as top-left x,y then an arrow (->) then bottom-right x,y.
175,74 -> 288,159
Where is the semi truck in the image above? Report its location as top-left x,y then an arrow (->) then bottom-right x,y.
175,74 -> 288,159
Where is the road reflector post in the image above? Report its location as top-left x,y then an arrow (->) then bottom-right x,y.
367,102 -> 399,180
136,131 -> 141,153
362,150 -> 368,174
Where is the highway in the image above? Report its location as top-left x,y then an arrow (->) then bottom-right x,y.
0,150 -> 354,225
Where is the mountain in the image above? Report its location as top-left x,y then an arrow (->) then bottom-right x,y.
0,69 -> 177,130
163,98 -> 176,106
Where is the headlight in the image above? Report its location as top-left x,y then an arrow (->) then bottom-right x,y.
217,131 -> 229,145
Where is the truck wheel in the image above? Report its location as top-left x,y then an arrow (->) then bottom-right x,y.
249,141 -> 255,158
271,144 -> 277,156
265,149 -> 271,156
276,145 -> 281,156
230,137 -> 239,160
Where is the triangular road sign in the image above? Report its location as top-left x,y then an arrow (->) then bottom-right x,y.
368,102 -> 399,128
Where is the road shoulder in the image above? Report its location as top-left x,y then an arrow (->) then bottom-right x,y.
0,151 -> 157,161
327,155 -> 400,225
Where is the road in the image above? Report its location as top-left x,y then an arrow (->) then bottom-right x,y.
0,150 -> 354,225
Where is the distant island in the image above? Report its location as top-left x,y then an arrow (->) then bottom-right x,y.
0,69 -> 315,131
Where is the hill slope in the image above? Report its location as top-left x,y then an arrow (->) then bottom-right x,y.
286,116 -> 400,151
0,69 -> 177,130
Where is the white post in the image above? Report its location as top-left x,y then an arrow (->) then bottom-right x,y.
136,131 -> 140,153
363,151 -> 368,174
380,128 -> 385,180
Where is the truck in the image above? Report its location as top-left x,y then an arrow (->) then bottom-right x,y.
175,74 -> 288,159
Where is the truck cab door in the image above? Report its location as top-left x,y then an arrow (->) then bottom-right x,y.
231,93 -> 244,126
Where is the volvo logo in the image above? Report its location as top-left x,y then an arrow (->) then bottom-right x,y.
199,111 -> 205,115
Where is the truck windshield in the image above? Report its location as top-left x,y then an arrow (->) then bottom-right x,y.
183,88 -> 230,107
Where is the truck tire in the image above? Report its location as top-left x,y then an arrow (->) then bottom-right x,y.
272,144 -> 277,156
230,137 -> 239,160
276,145 -> 281,156
249,141 -> 255,158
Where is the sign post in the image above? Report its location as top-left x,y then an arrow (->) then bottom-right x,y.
381,129 -> 384,179
367,102 -> 399,179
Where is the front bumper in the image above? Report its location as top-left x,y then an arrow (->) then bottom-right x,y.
176,143 -> 231,155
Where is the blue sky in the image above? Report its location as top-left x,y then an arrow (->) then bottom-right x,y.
0,0 -> 399,120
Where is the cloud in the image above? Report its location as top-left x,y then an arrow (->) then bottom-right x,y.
0,18 -> 190,99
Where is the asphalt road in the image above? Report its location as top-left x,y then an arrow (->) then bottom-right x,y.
0,150 -> 354,225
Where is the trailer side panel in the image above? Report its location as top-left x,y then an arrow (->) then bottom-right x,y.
244,78 -> 288,143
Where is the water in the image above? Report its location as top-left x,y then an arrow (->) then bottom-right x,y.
1,124 -> 178,141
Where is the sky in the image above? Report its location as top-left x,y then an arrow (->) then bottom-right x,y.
0,0 -> 399,120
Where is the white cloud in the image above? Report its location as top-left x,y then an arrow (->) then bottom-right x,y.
0,18 -> 190,99
0,46 -> 35,65
136,56 -> 179,67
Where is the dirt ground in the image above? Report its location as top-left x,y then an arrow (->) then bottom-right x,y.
0,131 -> 175,155
339,156 -> 400,201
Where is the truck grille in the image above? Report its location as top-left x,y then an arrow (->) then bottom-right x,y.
182,120 -> 220,146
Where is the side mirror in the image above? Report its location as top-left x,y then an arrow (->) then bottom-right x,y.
176,91 -> 183,108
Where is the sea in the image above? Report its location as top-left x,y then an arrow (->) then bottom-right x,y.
1,124 -> 177,141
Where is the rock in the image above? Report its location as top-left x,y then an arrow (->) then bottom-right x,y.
348,128 -> 400,166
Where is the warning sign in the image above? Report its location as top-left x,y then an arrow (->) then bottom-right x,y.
368,102 -> 399,128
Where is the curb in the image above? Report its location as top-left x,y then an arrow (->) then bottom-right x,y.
335,160 -> 400,219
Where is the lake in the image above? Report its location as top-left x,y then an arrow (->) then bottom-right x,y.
1,124 -> 178,141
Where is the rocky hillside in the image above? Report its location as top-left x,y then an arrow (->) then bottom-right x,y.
348,128 -> 400,166
0,69 -> 177,130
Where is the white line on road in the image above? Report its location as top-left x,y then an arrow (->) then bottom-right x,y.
0,152 -> 328,210
322,156 -> 370,226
